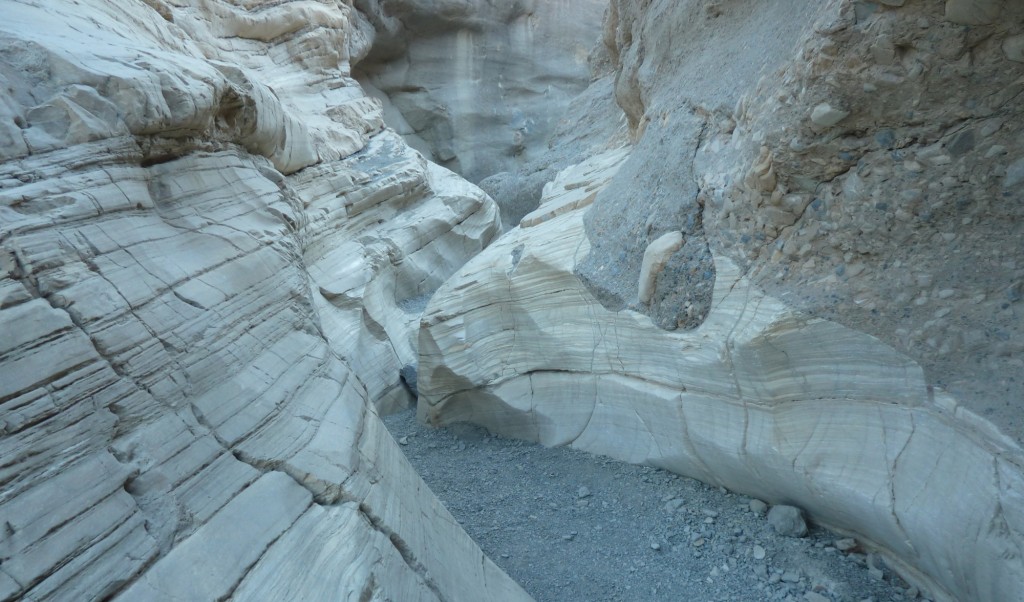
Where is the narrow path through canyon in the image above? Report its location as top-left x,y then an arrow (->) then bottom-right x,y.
384,408 -> 925,602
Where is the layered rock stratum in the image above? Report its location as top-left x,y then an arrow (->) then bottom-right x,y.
2,1 -> 1023,602
0,1 -> 528,600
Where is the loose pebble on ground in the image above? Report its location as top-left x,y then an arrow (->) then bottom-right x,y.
383,408 -> 931,602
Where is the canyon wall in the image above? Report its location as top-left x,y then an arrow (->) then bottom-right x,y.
419,1 -> 1024,601
3,0 -> 1023,601
354,0 -> 607,186
0,1 -> 528,600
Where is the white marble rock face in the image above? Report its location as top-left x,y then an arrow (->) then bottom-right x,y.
356,0 -> 608,183
0,1 -> 525,600
418,147 -> 1024,602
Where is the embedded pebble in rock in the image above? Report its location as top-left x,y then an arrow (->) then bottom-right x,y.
944,0 -> 1005,24
768,505 -> 809,538
810,103 -> 851,128
1004,34 -> 1024,62
1004,157 -> 1024,189
383,408 -> 920,602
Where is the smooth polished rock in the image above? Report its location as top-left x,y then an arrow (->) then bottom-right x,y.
356,0 -> 607,182
418,153 -> 1024,602
0,1 -> 524,601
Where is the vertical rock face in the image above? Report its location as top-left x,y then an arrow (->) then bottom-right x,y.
419,1 -> 1024,601
0,1 -> 526,600
354,0 -> 607,183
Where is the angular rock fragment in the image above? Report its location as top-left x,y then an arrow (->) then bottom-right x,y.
767,505 -> 809,538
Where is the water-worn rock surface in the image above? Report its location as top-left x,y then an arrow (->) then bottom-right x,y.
0,1 -> 524,600
417,3 -> 1024,594
418,140 -> 1024,602
2,0 -> 1023,601
356,0 -> 607,183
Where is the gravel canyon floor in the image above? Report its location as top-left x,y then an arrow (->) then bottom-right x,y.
384,408 -> 925,602
3,1 -> 1022,600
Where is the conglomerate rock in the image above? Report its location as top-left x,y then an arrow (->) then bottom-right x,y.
418,2 -> 1024,601
418,140 -> 1024,602
0,1 -> 526,600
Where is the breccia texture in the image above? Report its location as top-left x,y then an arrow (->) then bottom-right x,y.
419,1 -> 1024,602
0,1 -> 526,600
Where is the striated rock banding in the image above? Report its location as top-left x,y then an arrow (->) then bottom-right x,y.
418,149 -> 1024,602
0,1 -> 525,600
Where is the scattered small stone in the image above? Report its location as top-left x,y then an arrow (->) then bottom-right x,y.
768,505 -> 808,537
384,408 -> 915,601
664,498 -> 685,513
804,592 -> 830,602
398,436 -> 410,445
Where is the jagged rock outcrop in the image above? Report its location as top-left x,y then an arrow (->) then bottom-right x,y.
354,0 -> 607,183
0,1 -> 526,600
419,1 -> 1024,601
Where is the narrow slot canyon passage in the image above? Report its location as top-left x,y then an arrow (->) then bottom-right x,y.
383,408 -> 923,602
3,1 -> 1022,600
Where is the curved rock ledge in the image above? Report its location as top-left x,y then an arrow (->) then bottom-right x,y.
418,155 -> 1024,602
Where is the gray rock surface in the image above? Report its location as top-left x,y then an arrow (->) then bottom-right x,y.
691,0 -> 1024,442
768,506 -> 809,538
354,0 -> 607,183
416,3 -> 1024,602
